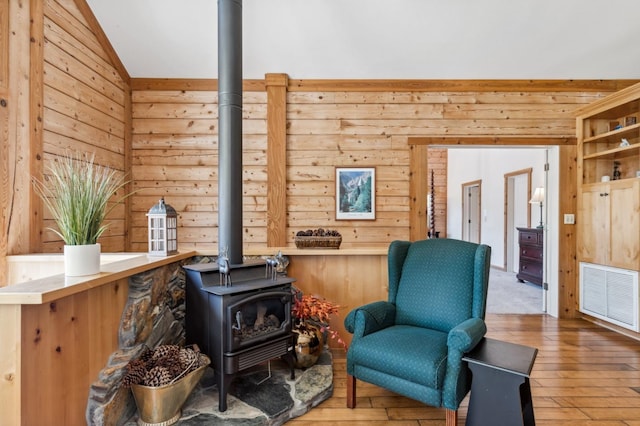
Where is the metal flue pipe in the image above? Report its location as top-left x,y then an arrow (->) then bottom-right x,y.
218,0 -> 243,264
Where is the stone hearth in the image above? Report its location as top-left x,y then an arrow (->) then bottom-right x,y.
125,350 -> 333,425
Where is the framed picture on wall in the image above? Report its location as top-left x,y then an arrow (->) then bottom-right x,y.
335,167 -> 375,220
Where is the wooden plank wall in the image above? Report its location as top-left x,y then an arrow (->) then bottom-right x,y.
5,0 -> 32,255
285,90 -> 411,246
129,80 -> 620,251
40,0 -> 128,252
2,0 -> 35,289
0,0 -> 10,286
129,84 -> 268,251
0,1 -> 7,92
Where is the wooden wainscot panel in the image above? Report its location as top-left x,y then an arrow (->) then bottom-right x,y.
21,291 -> 92,425
0,304 -> 21,425
87,278 -> 129,377
287,254 -> 388,348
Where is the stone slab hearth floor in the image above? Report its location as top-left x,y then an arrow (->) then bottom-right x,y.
125,350 -> 333,425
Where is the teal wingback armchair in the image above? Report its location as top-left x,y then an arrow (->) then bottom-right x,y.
344,238 -> 491,426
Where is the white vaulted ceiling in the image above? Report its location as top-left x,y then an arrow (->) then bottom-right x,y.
86,0 -> 640,80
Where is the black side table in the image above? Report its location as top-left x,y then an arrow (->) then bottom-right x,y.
463,337 -> 538,426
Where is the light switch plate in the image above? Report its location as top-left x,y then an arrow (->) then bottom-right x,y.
564,214 -> 575,225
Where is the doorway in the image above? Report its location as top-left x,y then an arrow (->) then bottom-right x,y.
440,147 -> 549,315
504,169 -> 532,273
409,139 -> 578,319
462,180 -> 481,244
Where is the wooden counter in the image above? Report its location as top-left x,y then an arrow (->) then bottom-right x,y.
0,252 -> 196,304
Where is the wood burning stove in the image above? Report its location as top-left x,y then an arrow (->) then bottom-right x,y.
192,0 -> 297,413
183,260 -> 295,411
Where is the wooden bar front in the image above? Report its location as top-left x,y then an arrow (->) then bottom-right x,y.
0,252 -> 195,426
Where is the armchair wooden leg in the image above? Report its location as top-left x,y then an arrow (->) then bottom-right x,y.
346,374 -> 356,408
445,409 -> 458,426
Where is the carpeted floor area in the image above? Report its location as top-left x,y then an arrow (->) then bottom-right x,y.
486,268 -> 544,314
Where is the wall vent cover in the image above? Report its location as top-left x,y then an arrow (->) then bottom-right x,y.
580,262 -> 639,331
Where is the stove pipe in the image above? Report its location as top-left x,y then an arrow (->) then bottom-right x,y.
218,0 -> 243,264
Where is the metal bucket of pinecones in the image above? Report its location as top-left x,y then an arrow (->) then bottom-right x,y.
121,344 -> 210,426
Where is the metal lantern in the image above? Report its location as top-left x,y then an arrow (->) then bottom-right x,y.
147,198 -> 178,256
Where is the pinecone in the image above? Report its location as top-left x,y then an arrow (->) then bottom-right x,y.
179,348 -> 199,372
152,344 -> 180,364
198,353 -> 209,368
138,347 -> 154,365
121,358 -> 147,388
143,366 -> 173,387
163,356 -> 184,378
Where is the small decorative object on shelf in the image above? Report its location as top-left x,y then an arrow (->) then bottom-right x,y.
218,246 -> 232,286
291,287 -> 345,368
122,344 -> 210,426
295,228 -> 342,249
275,250 -> 290,275
613,161 -> 621,180
428,169 -> 436,238
265,256 -> 278,280
147,198 -> 178,256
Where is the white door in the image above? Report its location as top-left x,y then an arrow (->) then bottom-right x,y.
462,182 -> 481,244
506,173 -> 530,272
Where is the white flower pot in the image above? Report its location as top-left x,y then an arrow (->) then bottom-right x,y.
64,243 -> 101,276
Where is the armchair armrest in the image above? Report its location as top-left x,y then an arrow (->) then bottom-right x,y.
442,317 -> 487,410
344,301 -> 396,338
447,317 -> 487,353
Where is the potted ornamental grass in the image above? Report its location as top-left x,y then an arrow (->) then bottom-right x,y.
32,151 -> 130,276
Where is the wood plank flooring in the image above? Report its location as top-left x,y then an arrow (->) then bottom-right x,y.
289,314 -> 640,425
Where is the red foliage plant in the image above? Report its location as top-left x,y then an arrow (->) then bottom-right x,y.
292,292 -> 346,349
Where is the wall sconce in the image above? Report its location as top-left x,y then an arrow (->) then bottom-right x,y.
147,197 -> 178,256
529,187 -> 545,229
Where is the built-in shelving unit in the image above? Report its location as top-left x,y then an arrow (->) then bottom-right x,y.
578,93 -> 640,185
576,82 -> 640,331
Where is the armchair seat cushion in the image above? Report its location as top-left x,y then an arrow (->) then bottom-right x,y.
348,325 -> 448,389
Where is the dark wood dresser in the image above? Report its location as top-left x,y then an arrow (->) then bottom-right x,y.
516,227 -> 543,286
